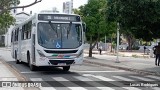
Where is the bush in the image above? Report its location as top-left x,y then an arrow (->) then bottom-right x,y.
132,46 -> 140,50
0,43 -> 5,47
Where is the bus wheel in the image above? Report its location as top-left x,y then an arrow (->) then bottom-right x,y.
27,52 -> 36,71
63,66 -> 70,71
15,51 -> 20,64
16,59 -> 20,64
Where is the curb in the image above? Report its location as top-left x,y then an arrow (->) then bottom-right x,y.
84,58 -> 160,76
84,52 -> 150,58
0,58 -> 27,81
0,48 -> 11,51
0,58 -> 40,90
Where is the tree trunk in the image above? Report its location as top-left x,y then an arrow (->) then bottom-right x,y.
126,35 -> 135,51
88,36 -> 98,57
89,46 -> 92,57
128,38 -> 132,50
89,36 -> 93,57
110,37 -> 113,52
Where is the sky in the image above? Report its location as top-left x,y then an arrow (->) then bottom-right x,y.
17,0 -> 88,13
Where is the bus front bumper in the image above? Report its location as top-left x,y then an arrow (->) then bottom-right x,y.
35,57 -> 83,67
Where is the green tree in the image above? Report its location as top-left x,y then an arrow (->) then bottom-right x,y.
75,0 -> 108,57
0,12 -> 15,34
0,0 -> 42,34
106,0 -> 160,42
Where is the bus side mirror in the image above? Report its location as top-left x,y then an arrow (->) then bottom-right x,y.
82,22 -> 86,32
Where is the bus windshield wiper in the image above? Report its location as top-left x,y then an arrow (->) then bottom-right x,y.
67,22 -> 72,39
48,21 -> 58,37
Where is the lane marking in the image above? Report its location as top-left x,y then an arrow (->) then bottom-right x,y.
52,77 -> 69,81
0,87 -> 24,90
123,87 -> 141,90
113,76 -> 135,81
83,74 -> 141,90
21,70 -> 126,74
1,78 -> 18,81
37,87 -> 56,90
21,72 -> 37,74
146,75 -> 160,80
83,74 -> 115,81
74,76 -> 115,90
52,77 -> 87,90
72,70 -> 126,73
73,76 -> 93,81
130,76 -> 156,81
30,78 -> 56,90
30,78 -> 43,81
153,87 -> 160,90
95,87 -> 115,90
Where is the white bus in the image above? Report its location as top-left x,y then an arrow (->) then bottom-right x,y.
11,12 -> 86,71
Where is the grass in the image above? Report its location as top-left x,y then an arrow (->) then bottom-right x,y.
132,54 -> 139,58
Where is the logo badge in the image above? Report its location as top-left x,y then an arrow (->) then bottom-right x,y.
56,42 -> 61,48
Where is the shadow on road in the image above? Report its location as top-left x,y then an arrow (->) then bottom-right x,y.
6,61 -> 78,75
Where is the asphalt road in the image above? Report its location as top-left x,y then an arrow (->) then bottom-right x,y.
0,50 -> 160,90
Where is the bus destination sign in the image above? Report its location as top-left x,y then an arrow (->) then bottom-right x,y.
38,14 -> 81,22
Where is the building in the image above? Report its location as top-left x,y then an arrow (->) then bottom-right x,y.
40,7 -> 59,13
52,7 -> 59,13
63,0 -> 73,14
4,9 -> 31,47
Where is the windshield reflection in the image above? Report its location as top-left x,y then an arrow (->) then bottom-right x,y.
37,22 -> 82,49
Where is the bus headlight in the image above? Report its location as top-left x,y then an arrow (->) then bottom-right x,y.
37,50 -> 45,57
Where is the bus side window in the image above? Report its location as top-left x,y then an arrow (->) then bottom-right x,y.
28,21 -> 32,39
22,25 -> 25,40
14,30 -> 17,41
16,28 -> 19,41
11,31 -> 13,42
28,31 -> 31,39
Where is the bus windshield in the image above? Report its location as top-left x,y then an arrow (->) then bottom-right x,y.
37,22 -> 82,49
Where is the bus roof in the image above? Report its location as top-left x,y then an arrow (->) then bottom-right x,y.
37,11 -> 80,16
11,13 -> 81,31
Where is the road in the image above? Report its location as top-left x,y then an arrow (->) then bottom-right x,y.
0,49 -> 160,90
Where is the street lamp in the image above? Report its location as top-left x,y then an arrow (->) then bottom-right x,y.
115,22 -> 120,63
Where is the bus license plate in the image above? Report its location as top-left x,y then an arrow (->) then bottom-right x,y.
58,63 -> 66,66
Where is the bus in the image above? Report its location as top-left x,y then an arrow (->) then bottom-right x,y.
11,12 -> 86,71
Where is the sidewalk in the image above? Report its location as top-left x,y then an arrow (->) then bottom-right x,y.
0,48 -> 39,90
84,53 -> 160,76
0,47 -> 11,51
0,57 -> 24,90
84,49 -> 151,58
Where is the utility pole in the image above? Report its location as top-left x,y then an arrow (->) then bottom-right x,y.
115,22 -> 120,63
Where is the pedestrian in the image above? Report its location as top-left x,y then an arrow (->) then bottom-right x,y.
143,45 -> 146,54
154,42 -> 160,66
98,41 -> 103,55
153,46 -> 157,62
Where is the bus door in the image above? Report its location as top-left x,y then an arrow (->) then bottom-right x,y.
11,31 -> 15,58
17,29 -> 22,60
31,34 -> 36,63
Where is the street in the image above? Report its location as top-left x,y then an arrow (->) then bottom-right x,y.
0,49 -> 160,90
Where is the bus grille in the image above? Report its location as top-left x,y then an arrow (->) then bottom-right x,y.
44,50 -> 78,54
49,60 -> 74,65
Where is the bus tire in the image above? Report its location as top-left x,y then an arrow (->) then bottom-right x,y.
27,52 -> 36,71
15,51 -> 20,64
63,66 -> 70,71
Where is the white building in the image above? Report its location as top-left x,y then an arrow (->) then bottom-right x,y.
63,0 -> 73,14
40,7 -> 59,13
5,9 -> 30,47
52,7 -> 59,13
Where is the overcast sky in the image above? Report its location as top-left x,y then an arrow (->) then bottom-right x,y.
18,0 -> 88,13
